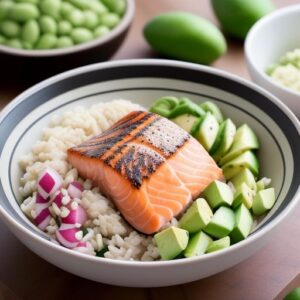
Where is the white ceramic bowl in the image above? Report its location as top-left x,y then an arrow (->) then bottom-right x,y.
245,4 -> 300,118
0,60 -> 299,287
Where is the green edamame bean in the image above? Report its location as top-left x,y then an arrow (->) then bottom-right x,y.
69,0 -> 89,10
22,20 -> 39,44
60,2 -> 75,18
57,20 -> 72,36
0,2 -> 13,22
94,25 -> 109,38
40,0 -> 61,19
5,38 -> 23,49
39,16 -> 57,34
16,0 -> 39,4
56,36 -> 74,48
68,9 -> 85,27
0,20 -> 20,38
83,11 -> 99,30
9,3 -> 39,22
86,1 -> 108,16
101,0 -> 126,16
23,41 -> 33,49
35,33 -> 57,49
0,34 -> 6,44
100,13 -> 120,28
71,27 -> 93,44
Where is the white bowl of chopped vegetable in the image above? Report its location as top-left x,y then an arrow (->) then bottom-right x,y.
245,4 -> 300,118
0,59 -> 299,287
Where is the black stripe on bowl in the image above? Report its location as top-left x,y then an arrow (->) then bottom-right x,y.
0,63 -> 299,238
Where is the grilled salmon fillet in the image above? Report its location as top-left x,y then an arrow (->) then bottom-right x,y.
68,111 -> 223,234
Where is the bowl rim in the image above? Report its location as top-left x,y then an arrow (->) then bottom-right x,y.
0,0 -> 135,57
0,59 -> 299,267
245,4 -> 300,98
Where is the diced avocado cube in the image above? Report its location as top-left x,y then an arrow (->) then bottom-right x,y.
203,180 -> 234,209
195,112 -> 219,151
210,118 -> 236,162
232,182 -> 254,209
230,204 -> 253,243
206,236 -> 230,253
204,206 -> 235,238
220,124 -> 260,165
200,101 -> 224,123
252,188 -> 276,216
256,177 -> 272,191
230,168 -> 257,192
154,227 -> 189,260
178,198 -> 213,233
184,231 -> 213,258
222,150 -> 259,180
171,114 -> 199,134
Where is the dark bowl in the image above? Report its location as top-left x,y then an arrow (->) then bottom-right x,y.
0,0 -> 135,83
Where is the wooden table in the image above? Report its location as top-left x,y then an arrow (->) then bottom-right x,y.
0,1 -> 299,299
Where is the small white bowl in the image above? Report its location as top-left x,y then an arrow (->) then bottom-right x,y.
245,4 -> 300,118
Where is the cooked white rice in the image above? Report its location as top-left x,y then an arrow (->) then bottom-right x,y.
19,99 -> 163,261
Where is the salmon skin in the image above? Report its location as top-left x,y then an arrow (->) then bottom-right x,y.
68,111 -> 223,234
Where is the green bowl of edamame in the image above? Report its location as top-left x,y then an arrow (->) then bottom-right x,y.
0,0 -> 134,81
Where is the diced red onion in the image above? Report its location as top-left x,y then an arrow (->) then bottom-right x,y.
50,190 -> 64,208
67,181 -> 83,199
37,168 -> 62,199
35,206 -> 51,231
35,193 -> 48,204
61,204 -> 87,226
55,224 -> 81,249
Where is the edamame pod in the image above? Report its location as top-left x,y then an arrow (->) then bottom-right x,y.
144,12 -> 227,64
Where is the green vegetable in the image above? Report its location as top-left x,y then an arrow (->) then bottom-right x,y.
5,38 -> 22,48
39,16 -> 57,34
232,182 -> 254,209
252,188 -> 275,216
171,114 -> 199,134
178,198 -> 213,233
194,112 -> 219,151
68,9 -> 85,27
83,11 -> 99,30
21,20 -> 40,45
0,34 -> 6,43
94,25 -> 110,38
222,150 -> 259,180
206,236 -> 230,253
230,168 -> 257,192
71,27 -> 93,44
35,33 -> 57,49
200,101 -> 224,123
155,226 -> 189,260
96,245 -> 109,257
211,0 -> 275,40
230,204 -> 253,243
284,287 -> 300,300
204,206 -> 235,239
144,12 -> 227,64
210,118 -> 236,161
203,180 -> 234,210
220,124 -> 259,165
102,0 -> 126,15
9,3 -> 39,22
149,96 -> 180,118
57,20 -> 72,36
168,97 -> 206,118
100,13 -> 120,28
0,20 -> 20,38
256,177 -> 271,191
56,36 -> 74,48
40,0 -> 60,19
184,231 -> 212,258
0,2 -> 13,22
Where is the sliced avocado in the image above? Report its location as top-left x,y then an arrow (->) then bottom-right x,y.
206,236 -> 230,253
154,226 -> 189,260
203,180 -> 234,209
232,182 -> 254,209
195,112 -> 219,151
230,204 -> 253,243
169,97 -> 206,118
200,101 -> 224,123
256,177 -> 272,191
184,231 -> 212,258
204,206 -> 235,238
230,168 -> 257,192
210,118 -> 236,162
252,188 -> 276,216
171,114 -> 199,133
220,124 -> 260,165
149,96 -> 179,117
178,198 -> 213,233
222,151 -> 260,180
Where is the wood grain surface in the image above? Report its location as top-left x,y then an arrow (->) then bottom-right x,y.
0,1 -> 299,299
